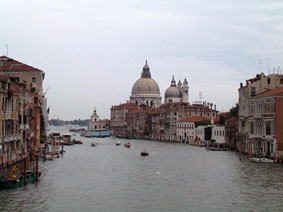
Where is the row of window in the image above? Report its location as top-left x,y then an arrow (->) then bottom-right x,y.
213,131 -> 225,136
248,98 -> 275,115
250,120 -> 273,136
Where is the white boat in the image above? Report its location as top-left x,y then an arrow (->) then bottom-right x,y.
116,141 -> 121,146
250,158 -> 274,163
91,141 -> 97,147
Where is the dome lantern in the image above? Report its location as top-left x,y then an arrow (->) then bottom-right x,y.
141,60 -> 151,78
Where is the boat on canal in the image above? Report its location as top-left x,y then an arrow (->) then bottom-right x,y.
116,141 -> 121,146
141,149 -> 149,156
0,171 -> 41,189
60,141 -> 74,145
124,142 -> 131,148
73,139 -> 83,144
91,141 -> 97,147
250,158 -> 274,163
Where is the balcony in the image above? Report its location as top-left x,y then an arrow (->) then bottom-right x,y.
20,124 -> 30,130
2,135 -> 20,143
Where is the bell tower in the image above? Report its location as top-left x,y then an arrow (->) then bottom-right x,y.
182,78 -> 189,103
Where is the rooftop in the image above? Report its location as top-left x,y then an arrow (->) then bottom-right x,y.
0,56 -> 43,72
257,87 -> 283,97
112,102 -> 138,109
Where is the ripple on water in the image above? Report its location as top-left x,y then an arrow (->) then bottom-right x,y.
0,127 -> 283,211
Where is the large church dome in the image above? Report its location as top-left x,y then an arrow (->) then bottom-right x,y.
130,61 -> 161,107
131,78 -> 160,95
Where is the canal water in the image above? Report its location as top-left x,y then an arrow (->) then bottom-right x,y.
0,127 -> 283,212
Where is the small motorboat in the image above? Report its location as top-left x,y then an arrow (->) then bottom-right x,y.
116,141 -> 121,146
60,141 -> 74,146
73,140 -> 83,144
91,141 -> 97,147
250,158 -> 274,163
124,142 -> 131,148
141,149 -> 149,156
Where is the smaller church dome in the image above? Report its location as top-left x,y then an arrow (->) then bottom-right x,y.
165,86 -> 182,98
165,76 -> 182,98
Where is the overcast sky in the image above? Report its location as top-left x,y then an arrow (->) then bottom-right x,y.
0,0 -> 282,120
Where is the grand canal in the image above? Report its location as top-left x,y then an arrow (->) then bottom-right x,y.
0,128 -> 283,212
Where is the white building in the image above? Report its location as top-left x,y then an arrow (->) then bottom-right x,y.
88,108 -> 109,131
177,116 -> 210,144
195,126 -> 206,144
211,126 -> 226,144
176,121 -> 195,143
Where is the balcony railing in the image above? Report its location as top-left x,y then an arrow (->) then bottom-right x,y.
1,135 -> 21,143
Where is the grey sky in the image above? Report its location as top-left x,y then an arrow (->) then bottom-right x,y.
0,0 -> 282,120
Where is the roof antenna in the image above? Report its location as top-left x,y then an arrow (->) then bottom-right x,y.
277,66 -> 280,75
267,58 -> 271,75
259,59 -> 262,73
5,44 -> 8,56
199,91 -> 203,102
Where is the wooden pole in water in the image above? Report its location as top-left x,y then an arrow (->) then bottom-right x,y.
23,157 -> 27,185
35,151 -> 39,181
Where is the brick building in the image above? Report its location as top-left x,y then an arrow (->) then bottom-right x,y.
0,56 -> 47,172
238,73 -> 283,157
110,102 -> 138,137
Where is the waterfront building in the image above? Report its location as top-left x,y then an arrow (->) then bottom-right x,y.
110,102 -> 138,137
0,56 -> 46,172
0,77 -> 39,168
245,87 -> 283,157
177,116 -> 210,144
238,73 -> 283,157
225,117 -> 239,150
211,126 -> 226,144
195,126 -> 206,144
122,102 -> 218,142
88,108 -> 109,131
157,102 -> 218,141
130,61 -> 161,107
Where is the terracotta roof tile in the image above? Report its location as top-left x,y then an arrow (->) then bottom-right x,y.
257,87 -> 283,97
112,102 -> 138,109
0,56 -> 43,72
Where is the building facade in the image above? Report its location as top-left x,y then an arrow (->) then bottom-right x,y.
176,116 -> 210,144
0,56 -> 46,173
238,73 -> 283,157
88,108 -> 110,131
110,103 -> 138,137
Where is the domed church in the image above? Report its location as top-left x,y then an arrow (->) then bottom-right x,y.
165,76 -> 189,104
130,61 -> 162,107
